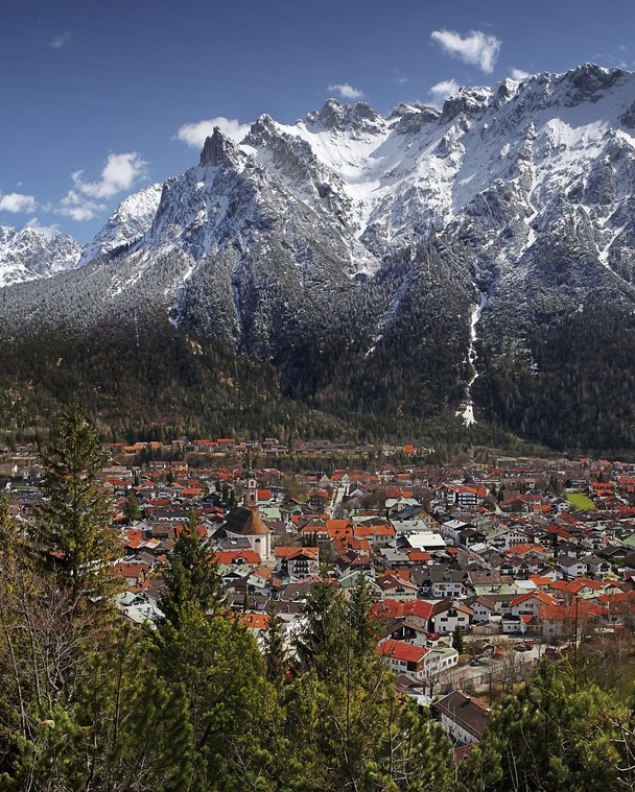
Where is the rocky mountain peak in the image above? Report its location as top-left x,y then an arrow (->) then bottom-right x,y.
200,127 -> 241,168
307,99 -> 384,132
440,86 -> 492,123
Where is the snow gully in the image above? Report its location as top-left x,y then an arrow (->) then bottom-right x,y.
457,291 -> 488,427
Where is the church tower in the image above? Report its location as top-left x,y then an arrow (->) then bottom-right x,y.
219,469 -> 272,562
244,471 -> 258,508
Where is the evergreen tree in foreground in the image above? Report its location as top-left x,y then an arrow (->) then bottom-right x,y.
458,659 -> 633,792
36,397 -> 121,600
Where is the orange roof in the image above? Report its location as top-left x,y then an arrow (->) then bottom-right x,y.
241,613 -> 271,630
111,562 -> 150,579
214,549 -> 261,565
371,598 -> 435,622
325,519 -> 353,531
251,565 -> 274,580
511,590 -> 558,607
125,529 -> 144,549
505,544 -> 545,556
529,575 -> 555,588
408,551 -> 432,563
378,639 -> 427,663
274,546 -> 319,560
538,600 -> 606,622
354,524 -> 396,538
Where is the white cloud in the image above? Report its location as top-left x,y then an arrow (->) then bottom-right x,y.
429,79 -> 459,101
25,217 -> 60,239
0,192 -> 37,213
56,151 -> 146,221
431,29 -> 501,73
394,76 -> 408,85
72,152 -> 148,199
49,31 -> 71,49
510,68 -> 531,80
58,190 -> 105,222
176,117 -> 250,148
327,83 -> 364,100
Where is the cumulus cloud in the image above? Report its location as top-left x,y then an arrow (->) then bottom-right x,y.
510,67 -> 531,80
57,151 -> 147,221
328,83 -> 364,100
58,190 -> 105,222
0,192 -> 37,213
429,79 -> 459,101
71,152 -> 148,199
176,117 -> 250,148
431,29 -> 501,73
49,31 -> 71,49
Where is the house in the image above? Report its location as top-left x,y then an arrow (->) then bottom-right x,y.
584,555 -> 611,577
431,599 -> 473,635
425,645 -> 459,677
469,596 -> 498,623
274,547 -> 320,579
558,557 -> 589,579
377,574 -> 419,601
433,691 -> 491,745
371,598 -> 436,633
438,484 -> 488,508
378,639 -> 428,680
417,567 -> 468,599
537,600 -> 606,640
510,590 -> 558,619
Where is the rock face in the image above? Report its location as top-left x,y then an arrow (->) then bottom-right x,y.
3,64 -> 635,447
76,183 -> 163,268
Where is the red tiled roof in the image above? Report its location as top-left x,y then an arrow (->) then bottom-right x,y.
378,639 -> 427,663
214,549 -> 261,565
241,613 -> 271,630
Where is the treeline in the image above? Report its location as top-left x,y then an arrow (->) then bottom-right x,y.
0,309 -> 529,455
0,316 -> 350,443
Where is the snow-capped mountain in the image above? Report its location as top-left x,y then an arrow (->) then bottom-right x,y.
0,224 -> 81,288
76,183 -> 163,268
3,63 -> 635,447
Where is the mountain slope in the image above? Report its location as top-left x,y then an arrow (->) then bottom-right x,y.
2,63 -> 635,450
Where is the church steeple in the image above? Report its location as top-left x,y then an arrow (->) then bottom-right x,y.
244,470 -> 258,508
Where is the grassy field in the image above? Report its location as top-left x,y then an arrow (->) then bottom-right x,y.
566,491 -> 597,511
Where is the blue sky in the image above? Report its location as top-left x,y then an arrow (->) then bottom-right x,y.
2,0 -> 634,241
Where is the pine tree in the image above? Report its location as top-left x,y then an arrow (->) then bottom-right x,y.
124,490 -> 142,522
36,398 -> 121,600
153,512 -> 274,790
264,602 -> 288,686
157,510 -> 222,627
458,659 -> 627,792
288,575 -> 454,791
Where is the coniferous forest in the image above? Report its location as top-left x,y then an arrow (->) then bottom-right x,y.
3,302 -> 635,457
1,406 -> 635,791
